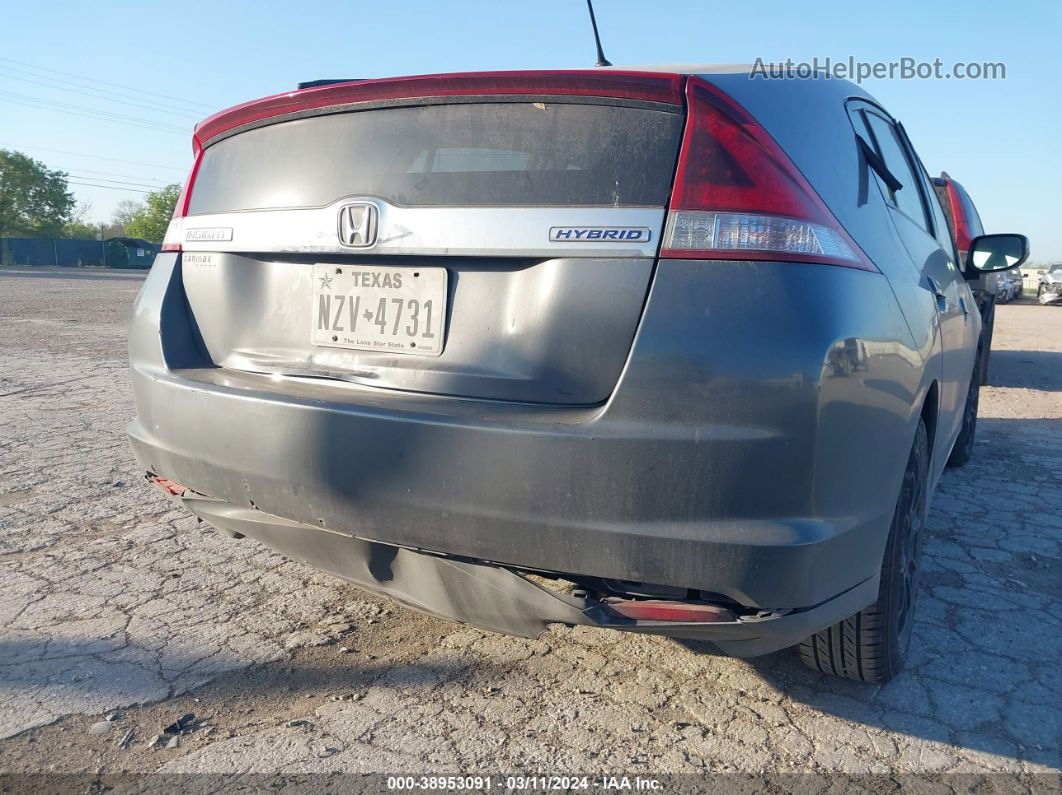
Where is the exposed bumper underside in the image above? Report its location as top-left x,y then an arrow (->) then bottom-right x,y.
178,491 -> 878,657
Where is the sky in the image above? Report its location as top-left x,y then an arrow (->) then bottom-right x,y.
1,0 -> 1059,262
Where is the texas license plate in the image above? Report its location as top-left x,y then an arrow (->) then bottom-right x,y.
311,265 -> 447,356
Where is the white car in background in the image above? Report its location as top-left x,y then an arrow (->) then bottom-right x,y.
1039,263 -> 1062,305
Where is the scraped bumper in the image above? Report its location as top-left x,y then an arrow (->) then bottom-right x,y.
175,493 -> 877,657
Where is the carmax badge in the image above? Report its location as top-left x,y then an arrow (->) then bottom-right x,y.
550,226 -> 651,242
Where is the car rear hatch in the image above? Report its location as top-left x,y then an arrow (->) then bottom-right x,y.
172,71 -> 687,405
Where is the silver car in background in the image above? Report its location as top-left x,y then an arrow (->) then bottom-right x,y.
997,268 -> 1024,302
1038,263 -> 1062,304
129,67 -> 1027,683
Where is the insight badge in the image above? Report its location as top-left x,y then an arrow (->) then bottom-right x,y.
184,227 -> 233,242
550,226 -> 651,242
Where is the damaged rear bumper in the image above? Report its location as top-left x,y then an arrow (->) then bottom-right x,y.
1039,287 -> 1062,305
176,490 -> 878,657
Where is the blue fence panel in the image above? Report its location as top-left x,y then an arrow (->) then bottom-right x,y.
54,238 -> 106,266
0,237 -> 129,267
2,238 -> 57,266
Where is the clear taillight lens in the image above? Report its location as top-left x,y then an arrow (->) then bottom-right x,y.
663,211 -> 861,263
161,216 -> 185,253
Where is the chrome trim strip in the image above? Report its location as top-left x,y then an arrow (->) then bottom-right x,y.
179,200 -> 665,258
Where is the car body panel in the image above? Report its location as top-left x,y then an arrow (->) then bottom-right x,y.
700,75 -> 974,479
183,250 -> 657,405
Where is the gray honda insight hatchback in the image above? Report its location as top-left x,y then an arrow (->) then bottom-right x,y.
128,67 -> 1028,682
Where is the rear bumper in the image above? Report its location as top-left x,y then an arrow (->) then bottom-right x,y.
1039,286 -> 1062,305
128,253 -> 925,648
172,493 -> 879,657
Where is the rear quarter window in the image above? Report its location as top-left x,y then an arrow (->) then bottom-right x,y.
863,113 -> 930,232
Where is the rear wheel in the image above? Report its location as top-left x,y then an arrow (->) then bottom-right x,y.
799,418 -> 929,683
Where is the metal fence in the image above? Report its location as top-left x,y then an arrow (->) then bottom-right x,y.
0,238 -> 158,268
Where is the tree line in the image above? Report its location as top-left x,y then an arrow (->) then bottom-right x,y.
0,149 -> 179,243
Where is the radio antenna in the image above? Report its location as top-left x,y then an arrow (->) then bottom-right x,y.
585,0 -> 612,67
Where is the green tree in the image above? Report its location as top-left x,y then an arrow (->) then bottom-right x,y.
125,184 -> 180,242
0,149 -> 75,237
61,220 -> 103,239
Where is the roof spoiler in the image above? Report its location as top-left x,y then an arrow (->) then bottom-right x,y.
297,79 -> 361,90
195,70 -> 686,149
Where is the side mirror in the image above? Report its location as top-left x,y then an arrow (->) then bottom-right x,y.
967,234 -> 1029,273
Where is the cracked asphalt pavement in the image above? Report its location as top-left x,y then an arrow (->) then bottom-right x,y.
0,267 -> 1059,778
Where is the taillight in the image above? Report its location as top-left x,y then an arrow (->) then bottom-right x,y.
944,179 -> 972,252
661,78 -> 876,272
161,136 -> 204,253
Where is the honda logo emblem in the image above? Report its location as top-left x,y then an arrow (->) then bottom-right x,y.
337,202 -> 378,248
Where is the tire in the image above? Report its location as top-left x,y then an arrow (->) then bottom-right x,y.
946,365 -> 980,468
978,302 -> 995,386
799,418 -> 929,683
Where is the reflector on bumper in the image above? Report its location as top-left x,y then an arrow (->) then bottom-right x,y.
602,599 -> 735,623
151,476 -> 188,497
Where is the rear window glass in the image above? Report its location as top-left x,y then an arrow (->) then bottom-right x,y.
188,102 -> 684,213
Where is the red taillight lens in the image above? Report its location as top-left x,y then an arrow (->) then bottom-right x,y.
944,178 -> 972,252
662,78 -> 876,271
161,137 -> 203,253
